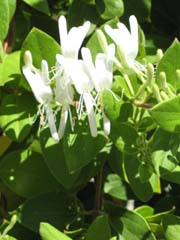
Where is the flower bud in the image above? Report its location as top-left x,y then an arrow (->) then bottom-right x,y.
156,49 -> 163,64
176,69 -> 180,81
24,50 -> 33,67
159,71 -> 167,89
96,29 -> 108,53
152,83 -> 162,102
147,63 -> 154,84
117,45 -> 129,68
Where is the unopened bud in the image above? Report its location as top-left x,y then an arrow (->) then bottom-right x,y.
24,50 -> 33,66
176,69 -> 180,81
152,83 -> 163,102
156,49 -> 163,64
117,45 -> 129,68
160,90 -> 169,100
41,60 -> 49,84
96,29 -> 108,53
159,71 -> 167,89
147,63 -> 154,84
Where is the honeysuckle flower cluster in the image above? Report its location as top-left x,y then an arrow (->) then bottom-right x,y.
23,15 -> 161,141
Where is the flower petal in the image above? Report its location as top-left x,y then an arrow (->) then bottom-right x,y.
102,111 -> 111,135
129,15 -> 138,56
44,104 -> 59,141
83,93 -> 97,137
58,16 -> 68,55
70,60 -> 94,94
58,105 -> 69,139
22,65 -> 52,104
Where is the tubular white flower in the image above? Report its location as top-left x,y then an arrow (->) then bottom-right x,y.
54,16 -> 90,138
57,15 -> 90,74
81,44 -> 115,92
55,70 -> 74,140
70,60 -> 97,137
81,45 -> 115,135
104,15 -> 138,66
22,50 -> 59,141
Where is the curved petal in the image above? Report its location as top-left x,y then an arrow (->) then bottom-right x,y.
41,60 -> 50,84
58,105 -> 69,139
104,25 -> 121,46
70,60 -> 94,94
129,15 -> 138,57
83,93 -> 97,137
22,65 -> 52,104
58,16 -> 68,54
67,21 -> 90,58
102,111 -> 111,135
44,104 -> 59,141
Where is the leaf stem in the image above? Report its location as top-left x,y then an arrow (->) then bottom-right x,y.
94,168 -> 103,214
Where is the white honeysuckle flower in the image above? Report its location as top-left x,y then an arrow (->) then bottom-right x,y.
81,44 -> 115,135
70,60 -> 97,137
55,68 -> 74,140
54,16 -> 90,138
104,15 -> 139,67
22,50 -> 59,141
57,15 -> 90,74
81,44 -> 115,92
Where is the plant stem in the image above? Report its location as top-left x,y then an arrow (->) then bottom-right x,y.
94,168 -> 103,215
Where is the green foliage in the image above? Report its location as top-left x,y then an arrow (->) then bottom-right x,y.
20,28 -> 60,69
0,0 -> 16,41
0,51 -> 21,87
0,149 -> 59,197
40,222 -> 72,240
86,215 -> 111,240
156,40 -> 180,91
23,0 -> 50,15
95,0 -> 124,20
0,94 -> 37,142
1,0 -> 180,239
150,96 -> 180,132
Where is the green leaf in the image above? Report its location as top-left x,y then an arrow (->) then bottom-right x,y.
63,133 -> 107,173
104,174 -> 127,200
0,94 -> 37,142
152,150 -> 178,176
23,0 -> 50,15
151,128 -> 180,184
162,214 -> 180,240
150,96 -> 180,133
102,90 -> 122,120
86,215 -> 111,240
95,0 -> 124,20
67,0 -> 99,28
124,154 -> 154,202
0,149 -> 59,198
146,208 -> 175,224
20,28 -> 60,70
111,123 -> 138,154
156,40 -> 180,91
19,192 -> 79,232
40,222 -> 72,240
40,129 -> 80,189
0,51 -> 21,86
0,0 -> 16,41
135,205 -> 154,218
105,202 -> 156,240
